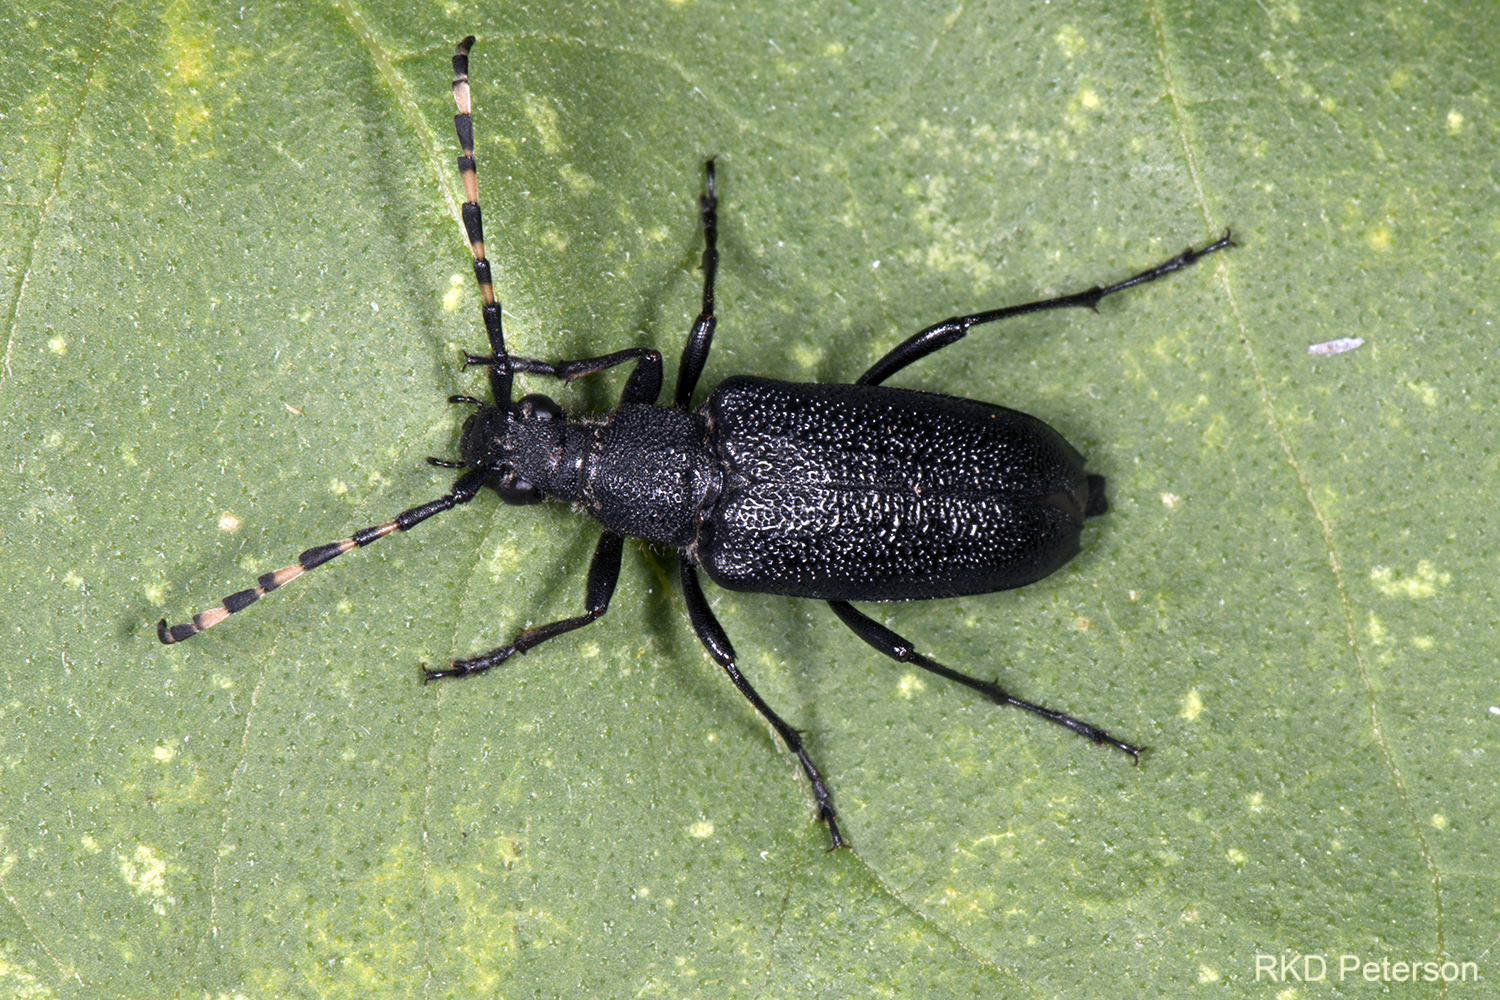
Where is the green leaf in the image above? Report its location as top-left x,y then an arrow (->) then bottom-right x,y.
3,1 -> 1495,996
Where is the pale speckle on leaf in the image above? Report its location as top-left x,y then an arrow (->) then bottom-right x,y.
1369,560 -> 1449,598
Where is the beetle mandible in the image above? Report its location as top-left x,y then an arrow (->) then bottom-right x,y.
158,36 -> 1235,849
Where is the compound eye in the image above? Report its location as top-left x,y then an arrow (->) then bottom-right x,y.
517,394 -> 562,422
495,474 -> 543,506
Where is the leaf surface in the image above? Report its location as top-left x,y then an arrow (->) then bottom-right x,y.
2,1 -> 1495,996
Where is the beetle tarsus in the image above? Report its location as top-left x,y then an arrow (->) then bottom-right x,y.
823,812 -> 846,851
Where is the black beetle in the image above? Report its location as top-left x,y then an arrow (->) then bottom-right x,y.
158,36 -> 1234,848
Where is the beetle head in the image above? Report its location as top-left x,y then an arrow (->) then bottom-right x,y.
458,393 -> 565,505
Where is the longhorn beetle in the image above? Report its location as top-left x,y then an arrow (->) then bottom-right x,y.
158,36 -> 1234,849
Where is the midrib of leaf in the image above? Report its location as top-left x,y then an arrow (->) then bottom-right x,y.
1143,0 -> 1447,961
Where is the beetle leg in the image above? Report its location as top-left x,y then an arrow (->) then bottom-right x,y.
477,348 -> 664,405
680,561 -> 846,849
423,531 -> 624,681
674,158 -> 719,408
856,230 -> 1236,386
827,601 -> 1144,762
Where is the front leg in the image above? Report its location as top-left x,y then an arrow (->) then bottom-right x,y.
856,232 -> 1235,386
675,158 -> 719,407
424,531 -> 624,681
467,348 -> 664,405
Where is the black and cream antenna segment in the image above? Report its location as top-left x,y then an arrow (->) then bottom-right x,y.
158,35 -> 1235,849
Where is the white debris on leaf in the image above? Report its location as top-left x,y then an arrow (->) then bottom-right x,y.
1307,337 -> 1364,356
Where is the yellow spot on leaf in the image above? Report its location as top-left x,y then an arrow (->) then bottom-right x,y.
523,94 -> 563,155
790,344 -> 823,371
160,13 -> 215,150
1370,560 -> 1449,598
1263,0 -> 1302,26
689,820 -> 714,839
1404,379 -> 1437,406
1054,26 -> 1086,59
117,843 -> 174,915
559,163 -> 599,194
1065,87 -> 1103,131
1180,689 -> 1203,721
0,956 -> 48,999
443,274 -> 466,311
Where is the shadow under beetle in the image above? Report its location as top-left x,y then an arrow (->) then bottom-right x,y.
159,36 -> 1235,849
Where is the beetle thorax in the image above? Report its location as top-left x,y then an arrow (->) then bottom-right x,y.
459,398 -> 719,544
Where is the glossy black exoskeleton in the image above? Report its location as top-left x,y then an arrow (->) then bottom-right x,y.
158,36 -> 1235,848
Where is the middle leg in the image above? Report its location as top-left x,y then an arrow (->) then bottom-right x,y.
679,561 -> 845,849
